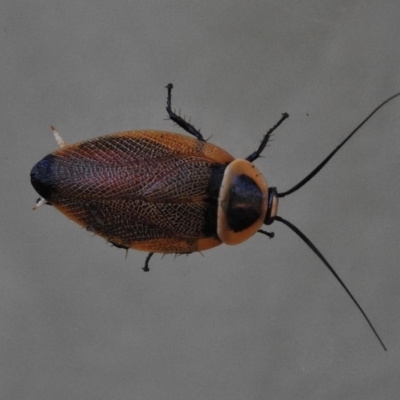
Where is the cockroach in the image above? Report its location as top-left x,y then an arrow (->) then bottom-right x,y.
31,84 -> 400,350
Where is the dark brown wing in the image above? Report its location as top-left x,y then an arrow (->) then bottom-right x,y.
31,131 -> 234,253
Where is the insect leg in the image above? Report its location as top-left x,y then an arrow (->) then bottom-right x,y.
32,197 -> 47,210
258,229 -> 274,239
165,83 -> 205,141
51,125 -> 67,148
142,252 -> 154,272
246,113 -> 289,162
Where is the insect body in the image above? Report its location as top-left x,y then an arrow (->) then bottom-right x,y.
31,84 -> 400,350
31,85 -> 282,264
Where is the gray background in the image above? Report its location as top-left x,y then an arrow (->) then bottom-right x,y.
2,1 -> 400,399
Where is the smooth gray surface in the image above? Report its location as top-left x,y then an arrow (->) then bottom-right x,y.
2,1 -> 400,399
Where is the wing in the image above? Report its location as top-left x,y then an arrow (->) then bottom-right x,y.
31,131 -> 234,253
